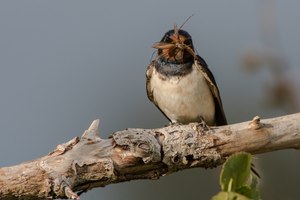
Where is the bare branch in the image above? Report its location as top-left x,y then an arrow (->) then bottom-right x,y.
0,113 -> 299,199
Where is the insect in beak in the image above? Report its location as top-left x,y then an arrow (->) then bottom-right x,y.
152,42 -> 175,49
152,15 -> 197,60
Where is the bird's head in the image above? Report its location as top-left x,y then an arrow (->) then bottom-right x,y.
152,24 -> 196,63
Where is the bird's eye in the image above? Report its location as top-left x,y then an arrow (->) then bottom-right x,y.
165,37 -> 172,43
185,38 -> 192,45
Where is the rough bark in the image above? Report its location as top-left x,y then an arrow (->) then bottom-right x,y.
0,113 -> 299,199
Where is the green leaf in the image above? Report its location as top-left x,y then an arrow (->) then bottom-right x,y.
250,175 -> 258,190
220,152 -> 252,191
212,192 -> 251,200
235,176 -> 260,200
236,186 -> 260,200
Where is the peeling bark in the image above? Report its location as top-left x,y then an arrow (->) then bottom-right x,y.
0,113 -> 300,199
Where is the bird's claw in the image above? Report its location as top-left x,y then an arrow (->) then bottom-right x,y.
198,118 -> 211,131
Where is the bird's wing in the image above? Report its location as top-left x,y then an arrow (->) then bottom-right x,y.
146,62 -> 172,122
195,55 -> 228,125
146,61 -> 155,102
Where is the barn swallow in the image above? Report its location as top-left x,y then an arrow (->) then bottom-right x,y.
146,25 -> 227,126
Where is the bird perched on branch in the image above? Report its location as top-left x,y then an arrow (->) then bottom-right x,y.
146,22 -> 227,126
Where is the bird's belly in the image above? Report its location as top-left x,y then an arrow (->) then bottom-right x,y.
151,68 -> 215,125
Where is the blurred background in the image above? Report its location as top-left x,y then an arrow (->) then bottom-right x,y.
0,0 -> 299,199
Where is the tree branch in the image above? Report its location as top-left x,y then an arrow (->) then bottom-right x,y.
1,113 -> 299,199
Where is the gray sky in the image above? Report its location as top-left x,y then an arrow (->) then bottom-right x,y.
0,1 -> 299,199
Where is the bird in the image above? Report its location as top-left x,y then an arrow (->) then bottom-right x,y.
146,24 -> 227,126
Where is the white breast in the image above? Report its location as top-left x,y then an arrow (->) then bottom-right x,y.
150,64 -> 215,125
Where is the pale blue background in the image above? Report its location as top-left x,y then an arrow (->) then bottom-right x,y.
0,1 -> 299,199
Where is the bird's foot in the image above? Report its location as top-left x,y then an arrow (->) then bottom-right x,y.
198,118 -> 211,131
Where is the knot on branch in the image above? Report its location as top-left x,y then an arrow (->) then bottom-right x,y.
249,116 -> 262,130
111,129 -> 161,166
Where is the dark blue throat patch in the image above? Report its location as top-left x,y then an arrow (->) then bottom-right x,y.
154,57 -> 193,77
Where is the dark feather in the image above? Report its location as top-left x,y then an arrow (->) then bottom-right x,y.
195,55 -> 227,126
